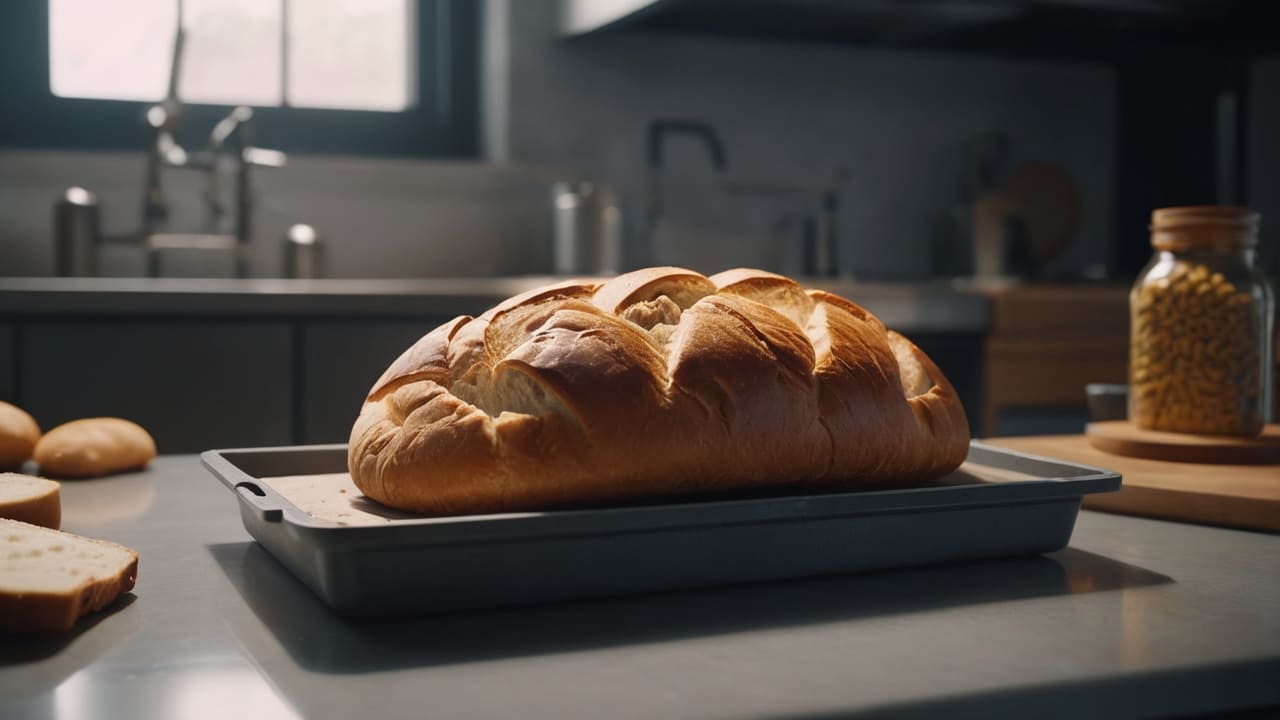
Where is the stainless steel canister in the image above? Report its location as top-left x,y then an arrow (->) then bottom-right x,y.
550,181 -> 623,275
283,224 -> 324,279
53,187 -> 100,276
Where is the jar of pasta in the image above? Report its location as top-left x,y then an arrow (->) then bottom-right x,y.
1130,207 -> 1275,436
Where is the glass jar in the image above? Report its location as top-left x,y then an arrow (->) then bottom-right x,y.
1130,206 -> 1275,436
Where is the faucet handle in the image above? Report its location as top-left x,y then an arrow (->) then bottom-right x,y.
242,147 -> 287,168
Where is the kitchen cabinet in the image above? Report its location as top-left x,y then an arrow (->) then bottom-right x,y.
981,284 -> 1130,437
298,319 -> 445,444
562,1 -> 1280,62
0,277 -> 994,451
0,323 -> 13,403
19,320 -> 295,452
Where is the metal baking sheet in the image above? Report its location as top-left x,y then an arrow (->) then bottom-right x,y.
201,442 -> 1120,618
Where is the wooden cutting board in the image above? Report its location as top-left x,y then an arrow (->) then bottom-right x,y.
985,434 -> 1280,533
1085,421 -> 1280,465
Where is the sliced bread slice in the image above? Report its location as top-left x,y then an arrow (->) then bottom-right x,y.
0,519 -> 138,634
0,473 -> 61,529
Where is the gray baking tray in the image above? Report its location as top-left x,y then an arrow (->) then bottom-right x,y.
200,442 -> 1120,619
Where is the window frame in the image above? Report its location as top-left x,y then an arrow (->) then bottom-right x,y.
0,0 -> 479,157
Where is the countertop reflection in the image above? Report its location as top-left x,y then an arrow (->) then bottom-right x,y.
1,455 -> 1278,719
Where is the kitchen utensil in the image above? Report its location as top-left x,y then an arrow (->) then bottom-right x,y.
988,433 -> 1280,532
1004,162 -> 1082,267
202,442 -> 1119,618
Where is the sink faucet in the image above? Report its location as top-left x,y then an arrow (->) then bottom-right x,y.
138,27 -> 286,278
723,167 -> 851,278
642,118 -> 729,264
141,27 -> 189,238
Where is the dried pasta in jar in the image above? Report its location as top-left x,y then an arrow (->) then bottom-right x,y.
1129,207 -> 1275,436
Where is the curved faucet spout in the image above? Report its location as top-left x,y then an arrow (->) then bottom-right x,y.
646,119 -> 729,172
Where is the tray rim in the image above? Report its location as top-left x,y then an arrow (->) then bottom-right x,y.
200,441 -> 1121,548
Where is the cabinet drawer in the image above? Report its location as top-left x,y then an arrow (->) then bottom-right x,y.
20,320 -> 293,453
299,319 -> 447,444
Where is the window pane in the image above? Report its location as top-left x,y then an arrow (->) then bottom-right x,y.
287,0 -> 414,111
181,0 -> 282,106
49,0 -> 175,101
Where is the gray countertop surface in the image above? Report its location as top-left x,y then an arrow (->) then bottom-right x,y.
0,276 -> 990,332
2,455 -> 1278,719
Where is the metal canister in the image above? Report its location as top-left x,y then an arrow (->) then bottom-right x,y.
283,224 -> 324,279
550,181 -> 624,276
53,187 -> 100,276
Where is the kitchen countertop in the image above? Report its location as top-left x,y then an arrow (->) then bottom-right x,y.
2,455 -> 1278,719
0,276 -> 990,332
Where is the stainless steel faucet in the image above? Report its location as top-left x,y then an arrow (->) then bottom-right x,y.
723,168 -> 850,278
138,27 -> 286,278
642,118 -> 729,264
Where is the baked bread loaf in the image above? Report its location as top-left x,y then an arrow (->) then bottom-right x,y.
350,267 -> 970,514
0,401 -> 41,471
34,418 -> 157,479
0,473 -> 61,529
0,518 -> 138,634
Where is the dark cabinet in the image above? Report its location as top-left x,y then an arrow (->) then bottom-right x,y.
298,319 -> 445,444
19,320 -> 295,453
0,324 -> 13,403
1,315 -> 456,453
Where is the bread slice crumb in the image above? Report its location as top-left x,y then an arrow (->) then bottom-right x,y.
0,518 -> 138,634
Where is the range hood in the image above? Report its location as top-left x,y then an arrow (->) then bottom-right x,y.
560,0 -> 1277,62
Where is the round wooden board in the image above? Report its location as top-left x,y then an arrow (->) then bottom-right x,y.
1085,421 -> 1280,465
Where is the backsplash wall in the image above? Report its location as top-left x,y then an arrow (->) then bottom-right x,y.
0,150 -> 552,278
493,0 -> 1118,280
2,4 -> 1275,280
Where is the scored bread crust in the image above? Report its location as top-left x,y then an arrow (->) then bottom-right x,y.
349,267 -> 970,514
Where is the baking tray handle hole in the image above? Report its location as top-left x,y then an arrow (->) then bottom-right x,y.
234,481 -> 283,522
235,481 -> 267,497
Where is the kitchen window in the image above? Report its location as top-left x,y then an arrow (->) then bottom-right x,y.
0,0 -> 478,156
50,0 -> 415,112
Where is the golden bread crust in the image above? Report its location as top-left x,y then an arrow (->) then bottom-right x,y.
350,268 -> 970,514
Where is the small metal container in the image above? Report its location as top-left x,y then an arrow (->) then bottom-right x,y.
551,181 -> 623,275
283,224 -> 324,279
53,186 -> 100,276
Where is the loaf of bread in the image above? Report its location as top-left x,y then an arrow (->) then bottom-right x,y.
349,267 -> 970,514
0,401 -> 41,471
34,418 -> 157,479
0,473 -> 61,529
0,518 -> 138,634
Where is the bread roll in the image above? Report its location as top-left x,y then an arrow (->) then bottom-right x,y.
0,473 -> 61,529
34,418 -> 157,479
349,267 -> 970,514
0,401 -> 41,471
0,518 -> 138,634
